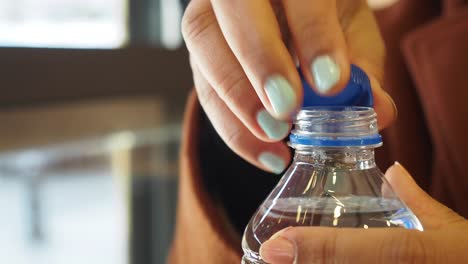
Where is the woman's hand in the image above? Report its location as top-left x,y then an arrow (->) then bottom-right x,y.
260,162 -> 468,264
182,0 -> 396,173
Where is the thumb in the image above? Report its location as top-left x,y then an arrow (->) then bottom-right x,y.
261,221 -> 468,264
260,162 -> 467,264
384,162 -> 463,229
261,226 -> 428,264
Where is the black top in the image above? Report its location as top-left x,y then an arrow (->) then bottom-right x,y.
180,0 -> 190,10
199,109 -> 283,234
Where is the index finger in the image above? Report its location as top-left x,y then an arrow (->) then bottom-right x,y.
211,0 -> 302,119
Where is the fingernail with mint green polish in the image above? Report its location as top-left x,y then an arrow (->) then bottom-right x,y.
311,55 -> 341,94
257,110 -> 289,140
264,75 -> 297,116
259,152 -> 286,174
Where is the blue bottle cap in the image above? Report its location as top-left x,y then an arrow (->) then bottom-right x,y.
300,64 -> 373,107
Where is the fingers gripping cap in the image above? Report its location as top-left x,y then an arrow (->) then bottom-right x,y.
300,64 -> 373,108
291,65 -> 380,147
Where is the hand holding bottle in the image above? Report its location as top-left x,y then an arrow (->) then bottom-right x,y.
259,162 -> 468,264
182,0 -> 397,173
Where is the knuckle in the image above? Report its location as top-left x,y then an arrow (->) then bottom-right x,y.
214,71 -> 259,123
196,84 -> 244,149
337,0 -> 366,28
192,72 -> 218,110
215,71 -> 247,103
320,231 -> 338,264
181,3 -> 216,43
235,41 -> 270,65
296,19 -> 335,50
384,232 -> 430,264
223,125 -> 243,148
196,83 -> 217,109
299,18 -> 329,36
296,229 -> 339,264
202,71 -> 259,132
404,233 -> 432,264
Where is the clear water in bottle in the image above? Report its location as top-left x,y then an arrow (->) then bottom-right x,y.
241,107 -> 423,264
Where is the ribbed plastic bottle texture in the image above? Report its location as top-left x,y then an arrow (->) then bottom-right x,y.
241,67 -> 423,264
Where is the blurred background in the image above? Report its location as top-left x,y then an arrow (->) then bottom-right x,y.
0,0 -> 191,263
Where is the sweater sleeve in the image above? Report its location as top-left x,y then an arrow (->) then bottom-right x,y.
170,92 -> 270,263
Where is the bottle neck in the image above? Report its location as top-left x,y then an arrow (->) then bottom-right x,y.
293,147 -> 376,170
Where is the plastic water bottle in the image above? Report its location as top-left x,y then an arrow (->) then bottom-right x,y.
241,106 -> 423,264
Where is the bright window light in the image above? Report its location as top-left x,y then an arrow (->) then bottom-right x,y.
0,0 -> 127,49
